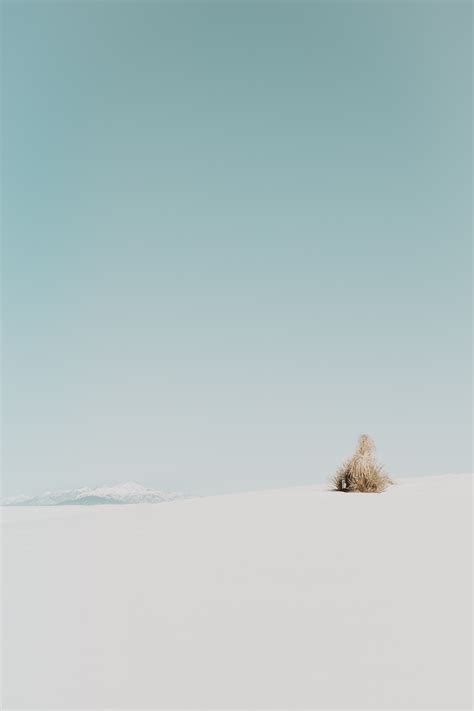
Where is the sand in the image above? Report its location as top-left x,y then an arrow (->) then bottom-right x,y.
2,473 -> 472,709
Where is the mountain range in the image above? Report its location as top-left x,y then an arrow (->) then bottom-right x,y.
1,482 -> 186,506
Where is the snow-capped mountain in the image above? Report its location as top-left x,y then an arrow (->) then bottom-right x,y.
1,482 -> 186,507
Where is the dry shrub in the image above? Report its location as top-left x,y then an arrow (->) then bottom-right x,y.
332,434 -> 393,493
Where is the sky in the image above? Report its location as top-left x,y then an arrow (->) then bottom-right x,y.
2,1 -> 472,497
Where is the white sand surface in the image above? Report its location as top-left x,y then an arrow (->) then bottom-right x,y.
2,474 -> 472,709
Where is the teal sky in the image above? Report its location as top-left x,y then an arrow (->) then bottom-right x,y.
2,1 -> 472,497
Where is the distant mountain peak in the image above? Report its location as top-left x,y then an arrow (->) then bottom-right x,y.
1,482 -> 186,507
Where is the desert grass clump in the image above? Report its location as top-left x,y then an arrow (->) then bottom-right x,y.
332,434 -> 393,493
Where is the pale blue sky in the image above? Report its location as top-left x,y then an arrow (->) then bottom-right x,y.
2,1 -> 472,497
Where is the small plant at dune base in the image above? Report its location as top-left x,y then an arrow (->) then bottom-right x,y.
332,434 -> 393,493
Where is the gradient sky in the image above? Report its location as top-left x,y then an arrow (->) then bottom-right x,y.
2,1 -> 472,497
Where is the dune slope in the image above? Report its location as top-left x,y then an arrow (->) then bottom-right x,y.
2,474 -> 472,709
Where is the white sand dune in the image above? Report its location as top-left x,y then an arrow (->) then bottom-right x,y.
2,474 -> 472,709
